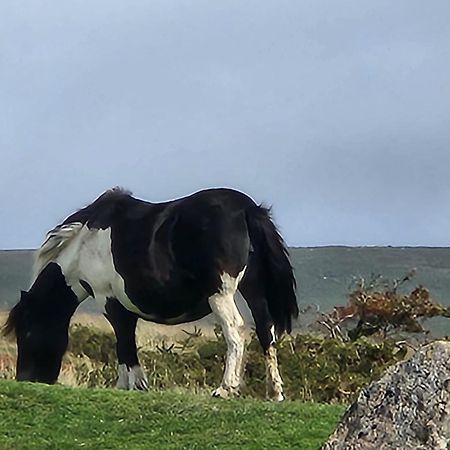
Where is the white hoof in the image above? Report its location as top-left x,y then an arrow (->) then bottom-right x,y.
266,382 -> 285,402
212,386 -> 239,399
116,364 -> 149,391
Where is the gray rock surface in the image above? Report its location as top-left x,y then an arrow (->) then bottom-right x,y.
323,341 -> 450,450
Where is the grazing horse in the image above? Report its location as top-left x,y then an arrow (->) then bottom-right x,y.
3,187 -> 298,400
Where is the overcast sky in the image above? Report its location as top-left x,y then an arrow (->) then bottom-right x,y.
1,1 -> 450,249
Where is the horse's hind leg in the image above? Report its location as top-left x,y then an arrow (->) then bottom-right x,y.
6,262 -> 80,384
104,298 -> 148,391
239,261 -> 285,401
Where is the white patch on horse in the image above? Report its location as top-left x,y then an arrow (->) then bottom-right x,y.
33,222 -> 85,281
33,222 -> 90,300
117,364 -> 149,391
32,223 -> 155,319
270,325 -> 276,345
208,267 -> 246,398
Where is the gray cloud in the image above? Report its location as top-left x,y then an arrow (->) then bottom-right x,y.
1,0 -> 450,248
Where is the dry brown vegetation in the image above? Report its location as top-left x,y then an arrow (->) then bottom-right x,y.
318,273 -> 450,341
0,310 -> 406,403
1,273 -> 449,403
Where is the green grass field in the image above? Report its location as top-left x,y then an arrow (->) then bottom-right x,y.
0,380 -> 344,450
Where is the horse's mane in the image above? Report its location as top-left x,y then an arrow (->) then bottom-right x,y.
33,187 -> 134,281
33,222 -> 85,282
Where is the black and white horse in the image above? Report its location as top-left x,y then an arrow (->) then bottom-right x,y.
3,187 -> 298,400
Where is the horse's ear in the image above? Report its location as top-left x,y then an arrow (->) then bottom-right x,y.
148,214 -> 179,282
20,290 -> 30,302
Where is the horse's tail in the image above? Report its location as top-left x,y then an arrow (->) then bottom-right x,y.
245,205 -> 298,337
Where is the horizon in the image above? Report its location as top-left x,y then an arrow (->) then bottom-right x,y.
2,244 -> 449,252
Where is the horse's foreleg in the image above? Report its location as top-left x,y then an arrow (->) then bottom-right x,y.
208,273 -> 246,399
104,298 -> 148,391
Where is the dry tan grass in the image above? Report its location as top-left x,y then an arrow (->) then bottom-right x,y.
0,310 -> 219,384
0,310 -> 218,346
0,310 -> 218,361
71,312 -> 217,346
0,312 -> 17,379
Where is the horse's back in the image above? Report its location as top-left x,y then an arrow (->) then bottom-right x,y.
170,189 -> 254,278
31,187 -> 255,318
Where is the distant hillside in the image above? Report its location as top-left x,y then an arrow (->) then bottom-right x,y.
1,247 -> 450,331
0,250 -> 34,307
292,246 -> 450,309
